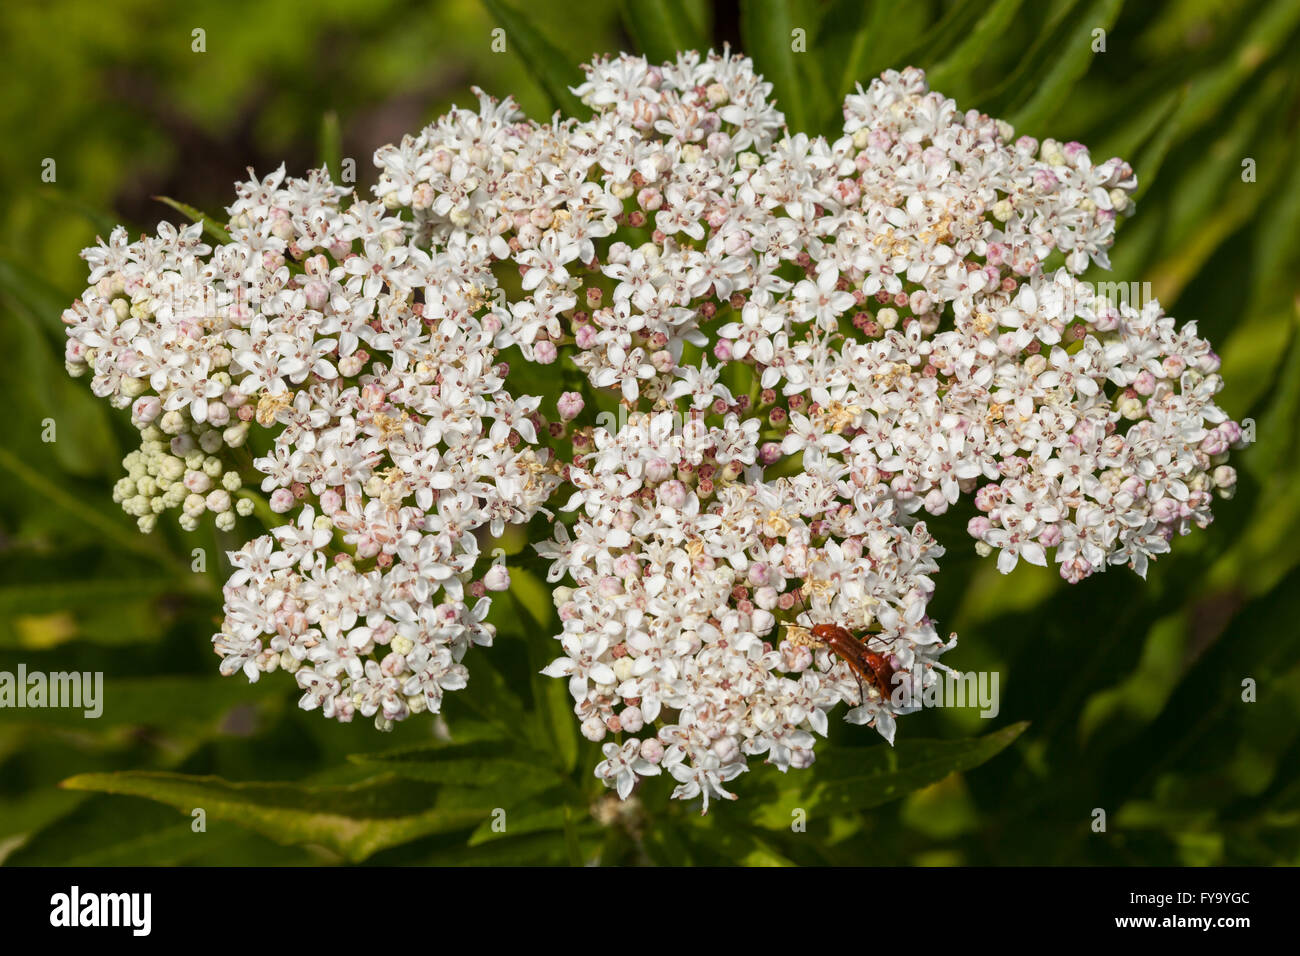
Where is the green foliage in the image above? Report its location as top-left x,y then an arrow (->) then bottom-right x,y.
1,0 -> 1297,866
481,0 -> 588,116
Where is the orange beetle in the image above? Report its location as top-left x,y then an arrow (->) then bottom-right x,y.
809,623 -> 901,706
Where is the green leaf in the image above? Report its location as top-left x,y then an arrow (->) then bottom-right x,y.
740,0 -> 809,133
0,253 -> 74,341
813,0 -> 935,130
620,0 -> 708,63
510,570 -> 581,771
60,771 -> 485,863
445,648 -> 547,750
924,0 -> 1027,102
819,0 -> 892,99
0,446 -> 194,576
0,578 -> 179,649
976,0 -> 1084,113
480,0 -> 586,117
152,196 -> 231,245
893,0 -> 989,73
468,786 -> 570,844
6,794 -> 201,866
349,740 -> 566,794
0,675 -> 271,730
509,565 -> 554,627
1007,0 -> 1126,133
424,829 -> 573,865
0,261 -> 122,477
539,671 -> 579,773
679,818 -> 798,865
1095,87 -> 1183,168
747,722 -> 1029,829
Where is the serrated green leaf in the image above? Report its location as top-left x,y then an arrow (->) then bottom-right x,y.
349,739 -> 565,793
468,786 -> 570,844
444,648 -> 545,751
747,722 -> 1029,829
60,771 -> 484,863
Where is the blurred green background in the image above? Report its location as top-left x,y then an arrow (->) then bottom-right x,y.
1,0 -> 1298,866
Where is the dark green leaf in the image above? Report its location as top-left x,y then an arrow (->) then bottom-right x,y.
746,722 -> 1029,828
620,0 -> 708,63
481,0 -> 586,117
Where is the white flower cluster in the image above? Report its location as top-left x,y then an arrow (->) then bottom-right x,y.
64,165 -> 560,729
62,49 -> 1242,805
538,411 -> 948,809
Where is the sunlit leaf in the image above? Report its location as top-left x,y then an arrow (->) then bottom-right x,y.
60,771 -> 485,863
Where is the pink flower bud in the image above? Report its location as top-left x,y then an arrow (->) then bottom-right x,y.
1151,497 -> 1179,523
658,479 -> 689,510
132,396 -> 161,423
620,706 -> 644,733
533,340 -> 557,364
303,280 -> 329,310
557,391 -> 584,421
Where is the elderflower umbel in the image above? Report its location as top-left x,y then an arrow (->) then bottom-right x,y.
61,48 -> 1243,808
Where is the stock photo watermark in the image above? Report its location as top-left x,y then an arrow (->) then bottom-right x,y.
0,665 -> 103,718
